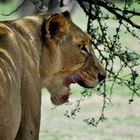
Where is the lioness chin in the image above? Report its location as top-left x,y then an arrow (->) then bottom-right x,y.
0,11 -> 106,140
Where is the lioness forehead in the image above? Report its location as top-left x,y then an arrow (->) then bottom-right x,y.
71,30 -> 91,44
68,21 -> 90,42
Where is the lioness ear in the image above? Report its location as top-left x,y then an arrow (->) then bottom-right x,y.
45,13 -> 70,43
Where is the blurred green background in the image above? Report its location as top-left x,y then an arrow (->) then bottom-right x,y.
0,1 -> 140,140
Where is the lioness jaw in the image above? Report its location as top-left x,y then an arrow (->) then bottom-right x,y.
0,11 -> 106,139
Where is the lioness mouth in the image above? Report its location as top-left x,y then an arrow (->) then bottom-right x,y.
64,74 -> 82,87
50,73 -> 98,105
49,74 -> 83,106
64,73 -> 94,88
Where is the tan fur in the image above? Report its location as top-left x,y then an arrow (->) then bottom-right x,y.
0,12 -> 106,140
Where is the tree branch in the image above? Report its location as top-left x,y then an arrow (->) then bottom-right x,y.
76,0 -> 140,29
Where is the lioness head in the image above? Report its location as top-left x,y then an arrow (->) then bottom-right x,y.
40,12 -> 106,105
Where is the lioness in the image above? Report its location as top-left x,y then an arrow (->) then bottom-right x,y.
0,11 -> 106,140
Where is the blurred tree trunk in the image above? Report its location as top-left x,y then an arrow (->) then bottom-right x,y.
16,0 -> 76,17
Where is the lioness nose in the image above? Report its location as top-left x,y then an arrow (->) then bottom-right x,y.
98,73 -> 106,82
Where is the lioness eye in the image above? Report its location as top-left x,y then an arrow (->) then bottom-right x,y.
80,44 -> 88,55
